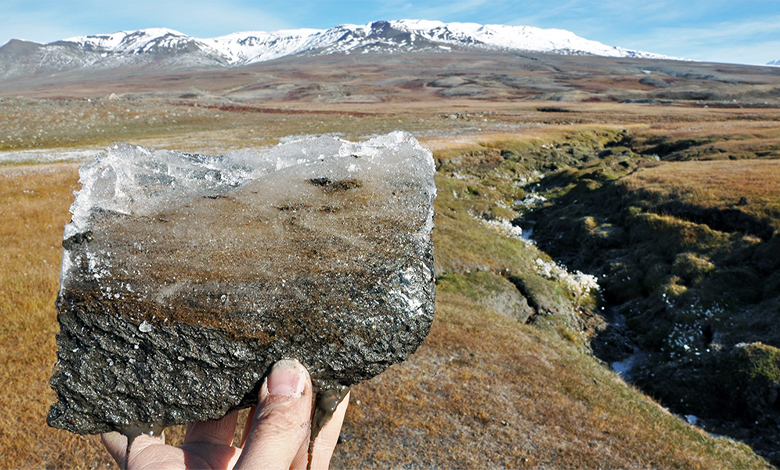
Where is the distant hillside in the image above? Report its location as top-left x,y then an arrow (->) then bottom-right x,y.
0,20 -> 679,79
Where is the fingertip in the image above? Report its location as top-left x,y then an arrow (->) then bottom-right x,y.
263,359 -> 310,399
234,359 -> 313,470
101,431 -> 128,467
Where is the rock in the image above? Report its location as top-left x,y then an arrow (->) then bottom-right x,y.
438,84 -> 487,97
724,342 -> 780,419
590,224 -> 627,248
48,131 -> 436,435
485,286 -> 535,324
672,252 -> 715,282
639,76 -> 670,88
426,76 -> 468,88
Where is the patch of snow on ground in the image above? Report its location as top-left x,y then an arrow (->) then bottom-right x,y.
480,217 -> 534,245
0,148 -> 97,165
513,170 -> 543,186
277,132 -> 345,144
534,257 -> 600,297
515,192 -> 546,208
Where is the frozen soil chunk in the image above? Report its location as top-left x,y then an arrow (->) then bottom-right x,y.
48,131 -> 436,435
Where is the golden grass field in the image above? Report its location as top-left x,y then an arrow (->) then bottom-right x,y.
0,164 -> 112,468
623,159 -> 780,227
3,47 -> 780,467
1,123 -> 776,468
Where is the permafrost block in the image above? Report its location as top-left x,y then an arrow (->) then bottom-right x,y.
48,131 -> 436,436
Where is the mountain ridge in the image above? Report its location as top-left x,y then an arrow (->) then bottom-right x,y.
0,20 -> 681,79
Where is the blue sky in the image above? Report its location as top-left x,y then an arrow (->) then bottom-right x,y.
2,0 -> 779,65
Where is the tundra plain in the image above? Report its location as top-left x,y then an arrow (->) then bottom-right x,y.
2,50 -> 780,468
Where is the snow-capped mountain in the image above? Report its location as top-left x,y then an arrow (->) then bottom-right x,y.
768,59 -> 780,66
0,20 -> 679,78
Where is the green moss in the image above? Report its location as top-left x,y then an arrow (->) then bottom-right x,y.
731,343 -> 780,383
433,129 -> 780,458
433,177 -> 535,276
580,216 -> 598,231
431,132 -> 620,348
514,129 -> 780,459
436,271 -> 512,301
672,252 -> 715,282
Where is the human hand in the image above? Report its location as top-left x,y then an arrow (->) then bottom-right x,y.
101,359 -> 349,470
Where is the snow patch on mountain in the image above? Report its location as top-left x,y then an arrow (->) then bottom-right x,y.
0,19 -> 682,78
202,29 -> 323,64
388,20 -> 667,59
61,28 -> 189,52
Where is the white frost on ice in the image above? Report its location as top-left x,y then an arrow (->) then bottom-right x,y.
64,131 -> 436,242
478,217 -> 598,297
611,351 -> 647,380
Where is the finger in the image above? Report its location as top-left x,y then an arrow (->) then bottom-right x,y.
185,409 -> 240,446
240,405 -> 257,447
303,391 -> 350,470
234,359 -> 313,470
101,431 -> 170,469
101,432 -> 128,468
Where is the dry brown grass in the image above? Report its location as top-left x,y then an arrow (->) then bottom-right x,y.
623,119 -> 780,160
0,164 -> 243,468
4,49 -> 780,467
0,142 -> 772,469
6,91 -> 780,156
0,164 -> 116,469
332,289 -> 769,469
624,159 -> 780,228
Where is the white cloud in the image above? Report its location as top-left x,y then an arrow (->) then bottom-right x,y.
0,9 -> 83,44
395,0 -> 507,23
499,2 -> 780,64
617,15 -> 780,64
147,1 -> 293,37
0,0 -> 293,45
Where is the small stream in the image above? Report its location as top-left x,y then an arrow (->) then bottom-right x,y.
600,308 -> 648,381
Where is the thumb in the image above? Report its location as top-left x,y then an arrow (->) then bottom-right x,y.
234,359 -> 312,470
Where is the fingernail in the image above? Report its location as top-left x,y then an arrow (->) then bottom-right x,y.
267,359 -> 307,398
